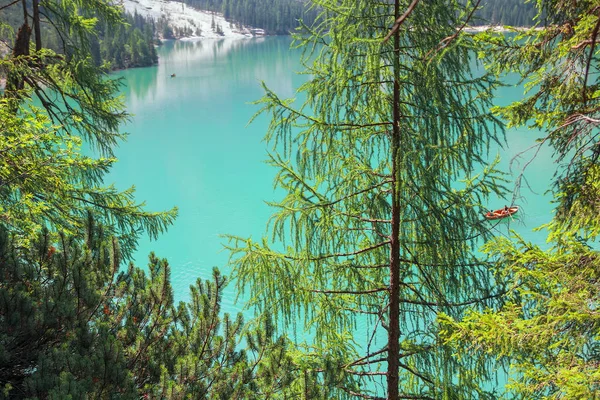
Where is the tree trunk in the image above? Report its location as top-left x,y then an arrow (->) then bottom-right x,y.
5,0 -> 31,101
387,0 -> 402,398
33,0 -> 42,51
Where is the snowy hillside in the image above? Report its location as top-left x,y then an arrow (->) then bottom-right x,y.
121,0 -> 263,39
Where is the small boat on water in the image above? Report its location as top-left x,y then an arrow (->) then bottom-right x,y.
485,206 -> 519,220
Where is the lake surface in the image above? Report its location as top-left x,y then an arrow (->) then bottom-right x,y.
112,37 -> 556,313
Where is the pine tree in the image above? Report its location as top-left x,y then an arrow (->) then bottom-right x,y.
0,218 -> 297,398
98,13 -> 159,70
228,0 -> 507,398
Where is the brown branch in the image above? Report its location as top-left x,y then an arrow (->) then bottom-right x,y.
399,256 -> 489,269
400,345 -> 434,359
572,39 -> 593,50
425,0 -> 482,59
399,361 -> 434,385
366,303 -> 390,360
285,240 -> 390,262
349,357 -> 388,367
336,122 -> 394,129
32,0 -> 41,51
337,305 -> 383,315
20,0 -> 27,24
339,386 -> 386,400
309,180 -> 391,209
0,0 -> 20,11
583,11 -> 600,103
398,289 -> 507,308
343,263 -> 389,269
336,211 -> 392,224
307,287 -> 388,295
561,113 -> 600,127
345,347 -> 388,368
383,0 -> 420,43
344,370 -> 386,376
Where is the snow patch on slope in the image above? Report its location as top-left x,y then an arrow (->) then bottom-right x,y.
120,0 -> 263,39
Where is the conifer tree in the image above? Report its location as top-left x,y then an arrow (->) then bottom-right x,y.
440,0 -> 600,397
0,0 -> 176,253
228,0 -> 507,398
0,218 -> 296,398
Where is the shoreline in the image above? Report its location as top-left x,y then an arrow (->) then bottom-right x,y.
465,24 -> 540,33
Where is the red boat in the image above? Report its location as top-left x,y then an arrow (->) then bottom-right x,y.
485,206 -> 519,220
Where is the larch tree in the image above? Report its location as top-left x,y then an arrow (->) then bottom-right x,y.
440,0 -> 600,398
228,0 -> 508,398
0,0 -> 176,254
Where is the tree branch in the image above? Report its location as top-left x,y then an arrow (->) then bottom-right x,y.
345,347 -> 388,368
0,0 -> 20,11
582,9 -> 600,103
307,287 -> 388,295
285,240 -> 390,262
426,0 -> 482,59
383,0 -> 420,43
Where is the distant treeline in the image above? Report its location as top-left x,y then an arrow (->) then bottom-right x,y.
183,0 -> 540,34
183,0 -> 320,34
0,7 -> 157,70
91,12 -> 158,70
474,0 -> 539,27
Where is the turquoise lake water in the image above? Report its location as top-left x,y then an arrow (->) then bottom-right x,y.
111,37 -> 556,315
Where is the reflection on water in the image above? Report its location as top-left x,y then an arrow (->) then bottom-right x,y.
120,37 -> 301,115
122,62 -> 159,101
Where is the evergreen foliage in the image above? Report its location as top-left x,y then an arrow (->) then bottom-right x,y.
227,0 -> 509,398
94,12 -> 159,70
0,221 -> 295,398
1,0 -> 173,252
440,0 -> 600,397
441,235 -> 600,398
184,0 -> 319,34
5,0 -> 600,397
